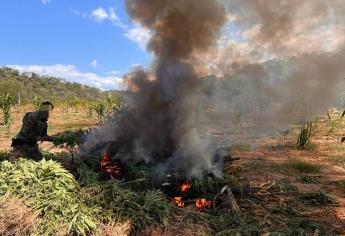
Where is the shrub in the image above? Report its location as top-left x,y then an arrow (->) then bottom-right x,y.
0,93 -> 16,127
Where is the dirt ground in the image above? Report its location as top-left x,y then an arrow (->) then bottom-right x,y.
1,106 -> 345,234
229,112 -> 345,234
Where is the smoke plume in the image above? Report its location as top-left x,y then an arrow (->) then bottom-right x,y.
83,0 -> 345,176
197,0 -> 345,135
82,0 -> 226,176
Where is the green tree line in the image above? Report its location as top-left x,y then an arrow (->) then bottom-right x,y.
0,67 -> 123,104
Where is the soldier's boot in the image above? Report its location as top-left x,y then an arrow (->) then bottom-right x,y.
31,149 -> 43,162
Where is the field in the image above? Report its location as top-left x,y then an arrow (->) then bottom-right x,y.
0,104 -> 98,152
1,105 -> 345,235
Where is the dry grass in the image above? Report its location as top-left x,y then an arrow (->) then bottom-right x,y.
94,221 -> 131,236
282,157 -> 321,173
0,197 -> 37,236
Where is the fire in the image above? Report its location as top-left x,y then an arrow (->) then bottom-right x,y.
100,150 -> 123,178
179,182 -> 192,192
100,153 -> 111,167
171,197 -> 185,208
195,198 -> 212,210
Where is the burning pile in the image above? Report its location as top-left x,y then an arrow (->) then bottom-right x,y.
124,0 -> 225,167
82,0 -> 227,177
170,181 -> 213,210
98,146 -> 231,211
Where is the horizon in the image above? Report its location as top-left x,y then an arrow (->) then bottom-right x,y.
0,0 -> 153,90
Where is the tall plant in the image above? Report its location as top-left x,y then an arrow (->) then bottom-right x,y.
32,95 -> 42,111
89,94 -> 122,123
297,121 -> 313,150
0,93 -> 16,127
105,93 -> 122,118
93,103 -> 106,123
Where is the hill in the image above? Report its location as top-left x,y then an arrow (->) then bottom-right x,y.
0,67 -> 121,103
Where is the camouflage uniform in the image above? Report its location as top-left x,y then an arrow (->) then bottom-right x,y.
11,111 -> 49,161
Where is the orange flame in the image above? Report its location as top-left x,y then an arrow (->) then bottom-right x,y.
171,197 -> 185,208
179,182 -> 192,192
100,148 -> 123,178
195,198 -> 212,210
100,153 -> 111,167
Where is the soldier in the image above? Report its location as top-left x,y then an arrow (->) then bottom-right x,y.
11,101 -> 55,161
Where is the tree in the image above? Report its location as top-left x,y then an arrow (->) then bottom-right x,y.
0,93 -> 16,127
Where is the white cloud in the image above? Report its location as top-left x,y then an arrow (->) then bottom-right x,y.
41,0 -> 51,4
109,8 -> 120,23
89,7 -> 126,28
90,7 -> 109,22
73,6 -> 151,50
124,25 -> 152,50
90,60 -> 98,68
7,64 -> 123,91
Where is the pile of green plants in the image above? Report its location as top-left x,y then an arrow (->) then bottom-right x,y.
82,183 -> 170,231
0,158 -> 173,235
0,159 -> 97,235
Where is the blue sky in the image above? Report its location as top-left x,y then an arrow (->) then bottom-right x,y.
0,0 -> 152,90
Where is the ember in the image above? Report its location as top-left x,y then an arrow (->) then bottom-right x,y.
171,197 -> 185,208
179,182 -> 192,193
195,198 -> 212,210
